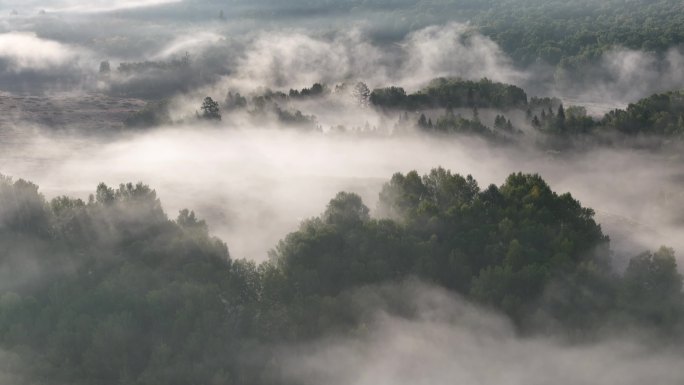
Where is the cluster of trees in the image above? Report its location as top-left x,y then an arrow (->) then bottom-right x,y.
416,110 -> 505,141
224,0 -> 683,63
288,83 -> 327,98
262,169 -> 684,334
0,175 -> 239,384
371,78 -> 528,110
124,99 -> 172,128
224,91 -> 248,111
602,91 -> 684,136
120,75 -> 684,147
469,0 -> 684,67
116,54 -> 191,75
520,91 -> 684,147
124,90 -> 320,129
381,78 -> 684,146
124,97 -> 222,128
0,170 -> 682,384
102,51 -> 231,99
199,97 -> 222,121
298,0 -> 684,73
252,81 -> 371,107
494,114 -> 516,133
221,0 -> 684,77
249,92 -> 318,129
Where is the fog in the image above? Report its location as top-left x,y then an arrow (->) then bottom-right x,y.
273,281 -> 684,385
0,0 -> 181,13
555,47 -> 684,110
0,32 -> 94,91
1,1 -> 683,383
2,3 -> 681,107
1,123 -> 682,268
223,23 -> 525,92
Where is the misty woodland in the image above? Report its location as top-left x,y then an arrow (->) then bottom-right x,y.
1,1 -> 684,384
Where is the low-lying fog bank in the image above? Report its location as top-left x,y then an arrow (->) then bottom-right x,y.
273,282 -> 684,385
1,124 -> 682,267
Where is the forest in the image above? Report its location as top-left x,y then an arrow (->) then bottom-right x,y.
0,170 -> 681,384
2,0 -> 684,384
123,77 -> 684,151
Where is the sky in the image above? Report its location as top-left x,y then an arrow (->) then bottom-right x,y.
0,0 -> 182,13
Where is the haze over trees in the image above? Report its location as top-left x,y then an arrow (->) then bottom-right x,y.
126,78 -> 684,150
0,170 -> 682,384
200,96 -> 222,120
3,1 -> 684,384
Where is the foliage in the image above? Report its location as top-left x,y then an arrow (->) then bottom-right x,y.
124,100 -> 172,128
0,170 -> 682,384
200,97 -> 222,121
249,91 -> 318,129
430,111 -> 502,140
333,0 -> 684,70
224,91 -> 247,110
289,83 -> 328,98
219,0 -> 684,71
602,91 -> 684,136
371,77 -> 528,110
0,175 -> 233,384
117,55 -> 191,74
352,82 -> 371,108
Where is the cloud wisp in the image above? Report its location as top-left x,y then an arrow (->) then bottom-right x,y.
275,282 -> 684,385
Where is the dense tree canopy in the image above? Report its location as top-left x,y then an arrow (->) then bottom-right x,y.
371,78 -> 528,110
0,170 -> 681,384
602,91 -> 684,136
212,0 -> 684,74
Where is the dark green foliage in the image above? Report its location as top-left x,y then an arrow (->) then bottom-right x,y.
619,247 -> 683,329
434,113 -> 496,137
0,176 -> 233,384
602,91 -> 684,136
422,111 -> 505,141
371,78 -> 528,110
342,0 -> 684,71
475,0 -> 684,67
494,114 -> 515,133
367,85 -> 684,143
380,171 -> 607,300
369,86 -> 407,107
0,170 -> 683,384
563,105 -> 595,134
526,99 -> 596,141
0,176 -> 51,238
128,78 -> 684,144
272,168 -> 611,324
420,78 -> 528,109
219,0 -> 684,74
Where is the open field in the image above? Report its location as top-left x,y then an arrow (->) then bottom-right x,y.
0,92 -> 145,132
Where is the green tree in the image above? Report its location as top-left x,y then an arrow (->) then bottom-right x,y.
620,246 -> 683,328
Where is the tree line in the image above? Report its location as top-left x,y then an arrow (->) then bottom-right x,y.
0,170 -> 681,384
122,76 -> 684,150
